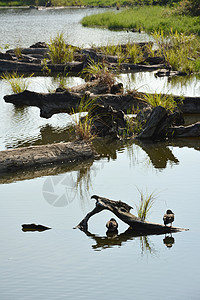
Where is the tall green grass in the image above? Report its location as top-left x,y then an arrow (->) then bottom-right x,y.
71,97 -> 97,141
48,33 -> 76,64
81,58 -> 115,86
153,29 -> 200,73
81,6 -> 200,36
1,72 -> 33,94
136,189 -> 157,221
142,92 -> 179,112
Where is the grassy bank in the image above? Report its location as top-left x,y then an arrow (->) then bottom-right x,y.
81,6 -> 200,35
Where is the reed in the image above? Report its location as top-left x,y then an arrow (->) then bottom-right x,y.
136,189 -> 157,222
48,33 -> 75,64
71,97 -> 97,141
1,72 -> 33,94
142,92 -> 178,112
81,58 -> 115,86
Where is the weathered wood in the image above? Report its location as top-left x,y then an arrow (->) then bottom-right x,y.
4,89 -> 149,118
175,96 -> 200,114
137,106 -> 182,140
172,122 -> 200,137
75,195 -> 188,234
4,88 -> 200,120
7,47 -> 48,56
0,140 -> 95,174
155,69 -> 187,77
0,59 -> 84,73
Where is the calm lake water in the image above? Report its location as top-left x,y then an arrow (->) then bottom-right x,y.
0,7 -> 200,300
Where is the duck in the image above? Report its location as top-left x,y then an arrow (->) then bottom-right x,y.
163,209 -> 175,227
106,218 -> 118,232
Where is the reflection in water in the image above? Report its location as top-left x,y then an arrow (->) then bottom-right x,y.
80,227 -> 175,252
5,123 -> 74,149
140,235 -> 156,256
163,233 -> 175,249
1,136 -> 200,185
135,140 -> 179,169
118,72 -> 200,97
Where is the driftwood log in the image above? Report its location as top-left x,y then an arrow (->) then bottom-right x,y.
4,89 -> 200,119
0,59 -> 84,73
75,195 -> 188,234
4,89 -> 149,118
0,140 -> 96,174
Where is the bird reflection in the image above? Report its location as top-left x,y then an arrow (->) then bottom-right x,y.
80,227 -> 168,252
163,233 -> 175,248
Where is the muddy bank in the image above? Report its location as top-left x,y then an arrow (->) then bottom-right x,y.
0,140 -> 96,174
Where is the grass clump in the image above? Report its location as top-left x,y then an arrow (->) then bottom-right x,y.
1,72 -> 33,94
71,97 -> 97,142
136,189 -> 157,222
153,29 -> 200,73
81,58 -> 115,87
142,92 -> 178,112
48,33 -> 75,64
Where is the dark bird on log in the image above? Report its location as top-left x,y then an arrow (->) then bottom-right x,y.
106,218 -> 118,232
163,210 -> 175,227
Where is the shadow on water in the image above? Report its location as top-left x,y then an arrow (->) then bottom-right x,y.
80,227 -> 175,252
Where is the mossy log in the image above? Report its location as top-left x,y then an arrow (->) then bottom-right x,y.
75,195 -> 188,234
0,141 -> 95,174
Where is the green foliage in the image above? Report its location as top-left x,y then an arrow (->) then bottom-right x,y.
48,33 -> 75,64
81,58 -> 115,86
142,92 -> 178,111
175,0 -> 200,16
153,29 -> 200,73
14,46 -> 22,58
1,72 -> 33,94
100,42 -> 145,65
126,43 -> 144,63
41,58 -> 51,75
71,97 -> 97,141
81,6 -> 200,36
0,0 -> 182,7
136,189 -> 157,222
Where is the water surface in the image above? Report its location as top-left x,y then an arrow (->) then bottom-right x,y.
0,7 -> 200,300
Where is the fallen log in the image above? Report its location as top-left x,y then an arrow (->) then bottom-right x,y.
4,88 -> 200,120
155,69 -> 187,77
175,96 -> 200,114
75,195 -> 188,234
4,89 -> 149,118
0,59 -> 84,73
0,140 -> 96,174
172,122 -> 200,137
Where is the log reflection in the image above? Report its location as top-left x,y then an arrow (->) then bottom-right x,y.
80,227 -> 175,252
